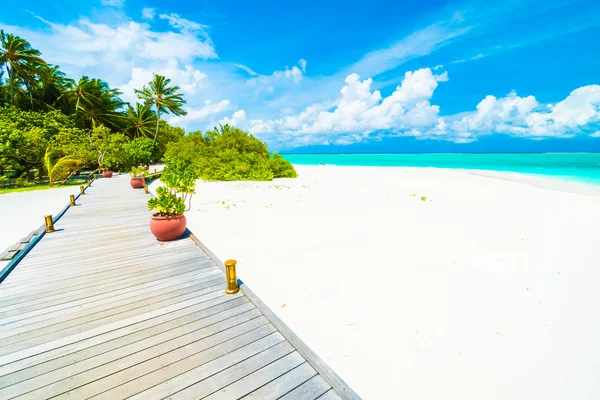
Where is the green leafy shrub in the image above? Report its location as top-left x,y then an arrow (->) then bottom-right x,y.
147,164 -> 196,216
164,125 -> 296,181
123,137 -> 158,169
129,166 -> 148,179
0,174 -> 8,187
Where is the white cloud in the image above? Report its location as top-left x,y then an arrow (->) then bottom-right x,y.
248,59 -> 307,92
101,0 -> 125,7
141,8 -> 155,20
249,68 -> 446,138
245,68 -> 600,147
220,110 -> 247,127
440,85 -> 600,140
159,13 -> 208,34
169,100 -> 231,128
0,13 -> 217,87
235,64 -> 258,76
299,59 -> 307,73
120,60 -> 207,103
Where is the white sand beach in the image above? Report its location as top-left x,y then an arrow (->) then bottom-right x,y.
0,186 -> 80,252
163,165 -> 600,399
2,166 -> 599,398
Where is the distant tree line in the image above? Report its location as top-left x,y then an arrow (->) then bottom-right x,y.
0,29 -> 295,188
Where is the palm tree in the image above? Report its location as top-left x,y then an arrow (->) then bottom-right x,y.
135,74 -> 187,144
124,102 -> 157,138
36,64 -> 67,111
0,30 -> 47,106
58,76 -> 98,119
43,147 -> 82,187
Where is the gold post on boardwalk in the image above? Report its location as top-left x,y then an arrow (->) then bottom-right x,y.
80,185 -> 85,195
44,215 -> 55,233
225,260 -> 239,294
69,194 -> 76,207
144,185 -> 149,194
87,179 -> 91,186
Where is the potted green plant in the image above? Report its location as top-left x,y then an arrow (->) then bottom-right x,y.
147,167 -> 196,241
129,166 -> 147,189
99,167 -> 113,178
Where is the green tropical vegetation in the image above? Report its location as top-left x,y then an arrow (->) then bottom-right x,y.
148,163 -> 197,216
0,29 -> 296,192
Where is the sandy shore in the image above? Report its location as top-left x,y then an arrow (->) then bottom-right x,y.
2,165 -> 598,398
155,165 -> 600,399
0,186 -> 80,252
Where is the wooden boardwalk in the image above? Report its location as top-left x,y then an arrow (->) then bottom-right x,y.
0,175 -> 358,400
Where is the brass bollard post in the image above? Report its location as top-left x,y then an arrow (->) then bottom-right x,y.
44,215 -> 55,233
144,185 -> 149,194
80,185 -> 85,195
87,179 -> 91,186
69,194 -> 76,207
225,260 -> 239,294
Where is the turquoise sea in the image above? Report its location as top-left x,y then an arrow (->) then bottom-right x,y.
282,153 -> 600,185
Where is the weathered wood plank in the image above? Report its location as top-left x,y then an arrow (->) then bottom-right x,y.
138,337 -> 294,400
0,298 -> 251,387
278,375 -> 332,400
240,361 -> 318,400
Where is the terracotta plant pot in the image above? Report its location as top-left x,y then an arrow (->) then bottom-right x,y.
130,177 -> 145,189
150,214 -> 187,241
102,171 -> 113,178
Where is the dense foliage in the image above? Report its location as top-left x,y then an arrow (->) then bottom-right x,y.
164,124 -> 297,181
147,163 -> 196,216
1,29 -> 296,189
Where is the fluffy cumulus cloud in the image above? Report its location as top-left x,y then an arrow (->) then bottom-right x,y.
247,59 -> 307,93
240,68 -> 600,147
247,68 -> 447,145
141,8 -> 155,20
168,100 -> 231,129
220,110 -> 247,127
0,12 -> 217,87
439,84 -> 600,141
119,60 -> 208,103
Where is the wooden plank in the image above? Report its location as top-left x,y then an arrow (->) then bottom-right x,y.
240,361 -> 318,400
0,268 -> 219,323
0,292 -> 241,366
318,389 -> 344,400
0,298 -> 251,387
0,272 -> 223,339
0,312 -> 268,399
132,336 -> 293,400
0,260 -> 212,312
0,281 -> 226,356
278,375 -> 332,400
92,325 -> 286,400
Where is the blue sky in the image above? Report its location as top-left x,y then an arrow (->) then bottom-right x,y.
2,0 -> 600,152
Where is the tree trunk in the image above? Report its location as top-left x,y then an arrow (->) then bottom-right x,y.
7,65 -> 15,104
153,108 -> 161,145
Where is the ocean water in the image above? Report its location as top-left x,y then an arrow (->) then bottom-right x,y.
282,153 -> 600,185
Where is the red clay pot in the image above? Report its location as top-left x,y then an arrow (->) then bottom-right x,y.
130,177 -> 145,189
150,214 -> 187,241
102,171 -> 113,178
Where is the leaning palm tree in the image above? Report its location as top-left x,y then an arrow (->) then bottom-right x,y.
0,30 -> 47,106
124,102 -> 157,138
135,74 -> 187,144
43,147 -> 83,187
